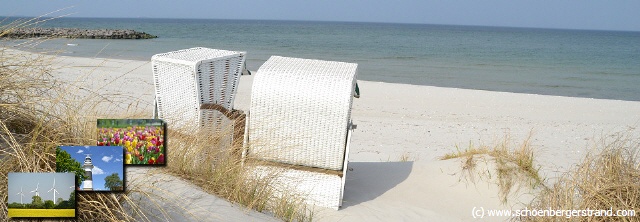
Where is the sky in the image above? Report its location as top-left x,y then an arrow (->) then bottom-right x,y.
59,146 -> 124,191
8,172 -> 75,204
0,0 -> 639,31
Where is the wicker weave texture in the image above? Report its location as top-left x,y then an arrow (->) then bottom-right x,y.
152,47 -> 243,65
252,166 -> 343,210
152,47 -> 245,129
197,57 -> 245,110
200,109 -> 234,145
248,56 -> 357,170
152,61 -> 200,128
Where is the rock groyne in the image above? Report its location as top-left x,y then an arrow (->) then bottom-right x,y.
1,28 -> 157,39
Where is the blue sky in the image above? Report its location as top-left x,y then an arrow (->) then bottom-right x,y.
1,0 -> 639,31
8,173 -> 75,204
59,146 -> 124,191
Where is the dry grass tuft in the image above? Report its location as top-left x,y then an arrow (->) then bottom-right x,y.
443,131 -> 640,221
398,151 -> 418,162
164,123 -> 314,221
441,133 -> 547,203
517,134 -> 640,222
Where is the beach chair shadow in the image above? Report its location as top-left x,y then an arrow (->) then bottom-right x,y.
340,161 -> 413,208
243,56 -> 358,210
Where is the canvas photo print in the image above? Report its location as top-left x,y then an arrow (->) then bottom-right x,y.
97,119 -> 166,165
7,172 -> 76,218
57,146 -> 124,191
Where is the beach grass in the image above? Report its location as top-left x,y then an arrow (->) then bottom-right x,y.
164,123 -> 314,221
518,133 -> 640,222
443,132 -> 640,221
441,133 -> 547,203
398,151 -> 419,162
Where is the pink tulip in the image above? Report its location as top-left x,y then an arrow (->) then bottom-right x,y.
157,153 -> 165,164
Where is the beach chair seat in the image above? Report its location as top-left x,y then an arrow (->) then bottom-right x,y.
151,47 -> 245,136
250,165 -> 345,209
244,56 -> 357,210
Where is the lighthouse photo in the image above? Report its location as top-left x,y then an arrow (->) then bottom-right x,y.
56,146 -> 124,192
82,154 -> 94,190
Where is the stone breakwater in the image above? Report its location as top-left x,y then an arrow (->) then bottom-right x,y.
1,28 -> 157,39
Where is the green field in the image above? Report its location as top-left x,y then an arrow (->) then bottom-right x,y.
8,209 -> 75,218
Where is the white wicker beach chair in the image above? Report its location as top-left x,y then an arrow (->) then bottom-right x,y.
151,47 -> 245,134
244,56 -> 358,210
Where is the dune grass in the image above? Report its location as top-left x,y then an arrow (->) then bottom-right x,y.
441,133 -> 547,203
443,132 -> 640,221
517,134 -> 640,222
164,123 -> 314,221
1,17 -> 313,221
398,151 -> 419,162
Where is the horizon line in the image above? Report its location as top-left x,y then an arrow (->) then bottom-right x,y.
3,15 -> 640,33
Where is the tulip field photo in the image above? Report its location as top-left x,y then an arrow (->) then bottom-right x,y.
97,119 -> 166,165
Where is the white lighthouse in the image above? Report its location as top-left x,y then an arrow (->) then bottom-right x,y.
82,154 -> 94,191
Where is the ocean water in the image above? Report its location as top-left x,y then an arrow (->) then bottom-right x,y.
4,17 -> 640,101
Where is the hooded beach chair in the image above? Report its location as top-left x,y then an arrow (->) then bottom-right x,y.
151,47 -> 246,139
243,56 -> 358,210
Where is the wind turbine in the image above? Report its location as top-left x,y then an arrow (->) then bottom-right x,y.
48,177 -> 60,202
16,186 -> 25,204
30,182 -> 39,197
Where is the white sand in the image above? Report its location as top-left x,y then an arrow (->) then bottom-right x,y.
16,49 -> 640,221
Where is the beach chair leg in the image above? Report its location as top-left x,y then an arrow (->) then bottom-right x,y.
340,120 -> 354,208
153,97 -> 158,119
232,111 -> 246,161
241,112 -> 250,167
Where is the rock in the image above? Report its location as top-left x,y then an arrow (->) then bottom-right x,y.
0,28 -> 158,39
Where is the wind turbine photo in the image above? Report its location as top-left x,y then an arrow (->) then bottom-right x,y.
7,172 -> 76,218
30,182 -> 39,197
16,187 -> 25,204
48,177 -> 60,202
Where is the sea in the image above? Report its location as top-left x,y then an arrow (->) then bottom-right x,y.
4,17 -> 640,101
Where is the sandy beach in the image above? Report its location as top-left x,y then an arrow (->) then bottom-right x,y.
19,49 -> 640,221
